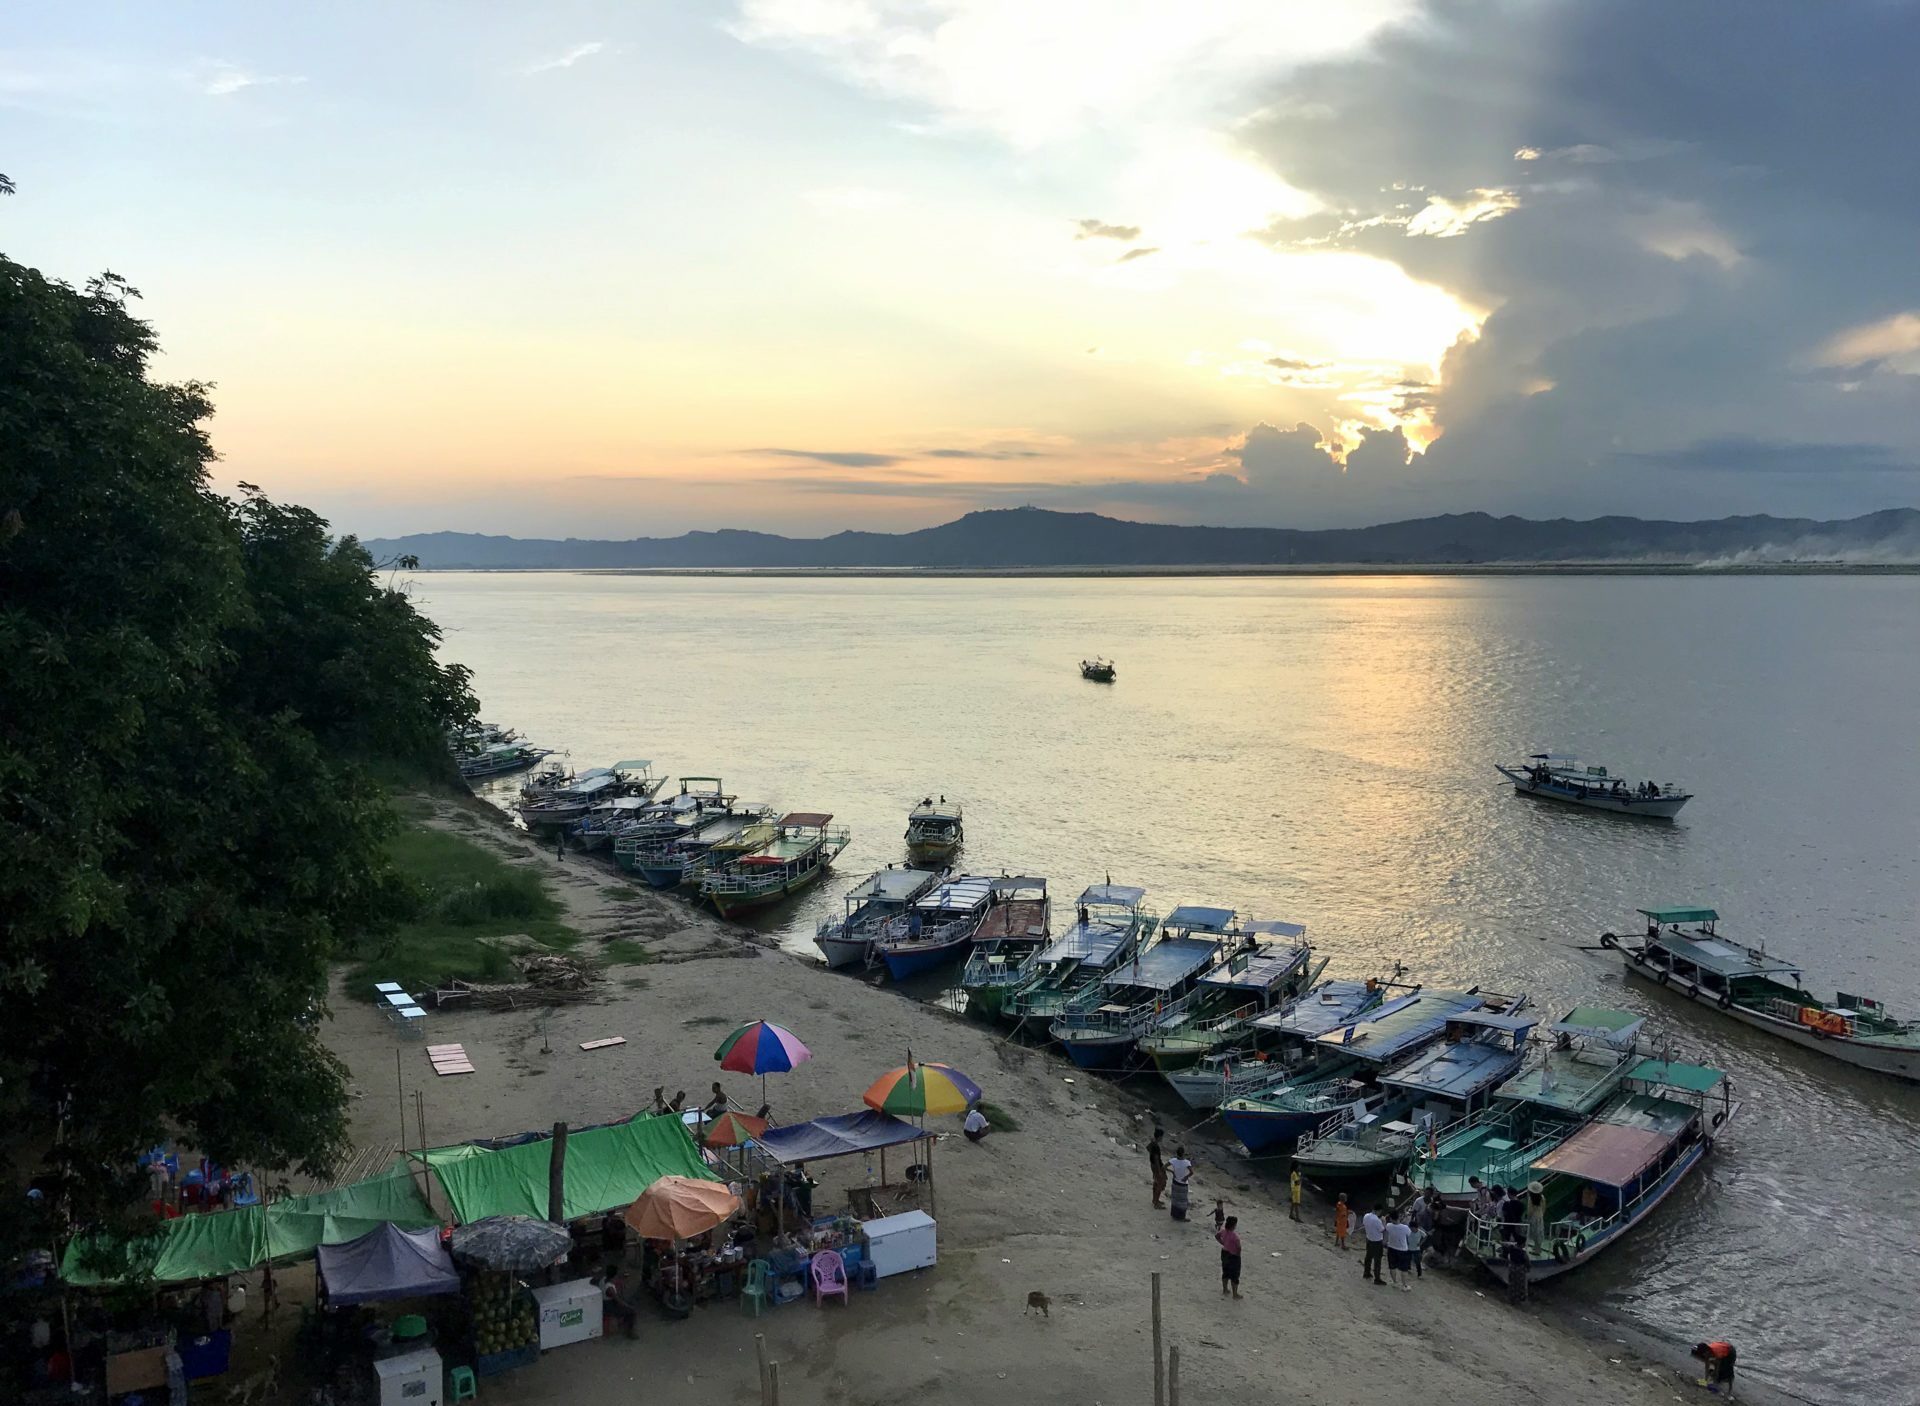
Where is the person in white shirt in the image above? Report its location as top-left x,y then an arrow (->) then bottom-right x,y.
1383,1212 -> 1413,1291
963,1106 -> 989,1143
1166,1149 -> 1195,1221
1360,1206 -> 1386,1284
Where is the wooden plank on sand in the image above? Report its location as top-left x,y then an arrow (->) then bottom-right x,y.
578,1037 -> 626,1051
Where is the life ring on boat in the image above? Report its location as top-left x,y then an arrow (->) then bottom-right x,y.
1711,1111 -> 1725,1128
1718,992 -> 1733,1010
1551,1240 -> 1571,1264
1599,932 -> 1617,950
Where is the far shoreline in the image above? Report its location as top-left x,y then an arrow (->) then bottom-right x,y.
402,561 -> 1920,578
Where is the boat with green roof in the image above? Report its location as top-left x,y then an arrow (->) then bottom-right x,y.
1411,1007 -> 1647,1204
1137,919 -> 1318,1073
700,811 -> 851,917
1607,906 -> 1920,1083
1464,1057 -> 1738,1282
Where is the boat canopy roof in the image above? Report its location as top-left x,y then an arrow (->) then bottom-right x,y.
1640,906 -> 1718,924
1105,936 -> 1223,992
1647,930 -> 1800,980
1165,905 -> 1235,933
1555,1006 -> 1645,1042
1381,1033 -> 1524,1099
1534,1120 -> 1671,1188
609,759 -> 653,772
991,875 -> 1047,896
680,776 -> 724,789
1252,979 -> 1383,1038
910,800 -> 962,819
1079,883 -> 1145,908
780,812 -> 834,828
1626,1058 -> 1727,1095
1313,989 -> 1483,1065
1202,943 -> 1310,992
568,774 -> 618,796
1446,1011 -> 1538,1035
1035,914 -> 1138,968
1239,918 -> 1306,939
1496,1043 -> 1634,1115
849,869 -> 938,904
914,875 -> 997,914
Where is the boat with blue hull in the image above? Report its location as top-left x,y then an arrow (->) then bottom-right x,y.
1049,905 -> 1235,1069
1162,975 -> 1389,1110
815,867 -> 942,969
1465,1059 -> 1739,1284
1004,884 -> 1156,1027
1291,1005 -> 1535,1189
873,874 -> 998,979
1138,919 -> 1315,1073
631,812 -> 773,889
1219,988 -> 1491,1154
959,877 -> 1052,1018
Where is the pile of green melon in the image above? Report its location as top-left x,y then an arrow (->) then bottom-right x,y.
469,1273 -> 538,1356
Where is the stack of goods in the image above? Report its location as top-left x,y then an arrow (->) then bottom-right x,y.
469,1272 -> 539,1374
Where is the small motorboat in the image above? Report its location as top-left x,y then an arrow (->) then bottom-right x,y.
1080,657 -> 1116,683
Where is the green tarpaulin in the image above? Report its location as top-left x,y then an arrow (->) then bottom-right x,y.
61,1170 -> 437,1287
415,1114 -> 719,1224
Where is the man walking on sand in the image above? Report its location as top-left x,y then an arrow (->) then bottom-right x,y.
1288,1167 -> 1303,1222
1147,1128 -> 1167,1209
1361,1204 -> 1386,1285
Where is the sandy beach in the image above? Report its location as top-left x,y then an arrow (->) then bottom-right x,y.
315,792 -> 1735,1406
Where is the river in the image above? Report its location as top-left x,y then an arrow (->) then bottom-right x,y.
418,570 -> 1920,1404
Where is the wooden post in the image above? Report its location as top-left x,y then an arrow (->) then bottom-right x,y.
414,1090 -> 433,1217
769,1360 -> 782,1406
926,1131 -> 937,1218
395,1047 -> 406,1153
1151,1271 -> 1165,1406
547,1122 -> 569,1224
756,1333 -> 769,1405
1169,1345 -> 1182,1406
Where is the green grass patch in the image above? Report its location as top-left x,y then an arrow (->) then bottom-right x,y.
976,1101 -> 1021,1133
600,938 -> 652,966
348,825 -> 579,995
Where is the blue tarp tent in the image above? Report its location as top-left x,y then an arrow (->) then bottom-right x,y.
316,1222 -> 460,1305
755,1111 -> 927,1165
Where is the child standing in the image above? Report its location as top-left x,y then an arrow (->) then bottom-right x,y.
1215,1215 -> 1243,1299
1333,1193 -> 1351,1251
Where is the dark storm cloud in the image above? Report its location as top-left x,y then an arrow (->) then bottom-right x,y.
1074,218 -> 1141,241
753,447 -> 904,468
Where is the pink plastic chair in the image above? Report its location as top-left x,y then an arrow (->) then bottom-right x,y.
810,1250 -> 849,1307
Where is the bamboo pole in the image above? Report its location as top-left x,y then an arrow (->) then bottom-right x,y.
1169,1345 -> 1182,1406
1151,1272 -> 1165,1406
769,1360 -> 782,1406
547,1122 -> 569,1224
756,1333 -> 769,1404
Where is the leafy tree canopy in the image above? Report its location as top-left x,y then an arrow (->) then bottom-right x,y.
0,253 -> 475,1257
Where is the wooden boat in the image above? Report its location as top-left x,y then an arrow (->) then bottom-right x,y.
517,760 -> 665,834
1607,907 -> 1920,1082
1291,1005 -> 1534,1189
959,877 -> 1052,1018
1049,906 -> 1234,1070
872,874 -> 998,980
904,798 -> 963,862
457,741 -> 551,780
700,812 -> 851,917
1161,975 -> 1386,1110
1412,1007 -> 1647,1203
1496,753 -> 1690,818
1080,657 -> 1116,683
629,811 -> 772,889
1138,918 -> 1315,1073
612,781 -> 736,873
1464,1059 -> 1738,1283
1218,988 -> 1496,1154
1004,884 -> 1156,1026
815,867 -> 941,969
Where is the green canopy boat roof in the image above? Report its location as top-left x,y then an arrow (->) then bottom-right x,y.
1638,906 -> 1719,924
1626,1057 -> 1726,1094
1556,1006 -> 1644,1037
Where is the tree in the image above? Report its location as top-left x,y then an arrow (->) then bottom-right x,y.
0,254 -> 474,1256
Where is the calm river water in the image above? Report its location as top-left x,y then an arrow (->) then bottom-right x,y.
420,571 -> 1920,1403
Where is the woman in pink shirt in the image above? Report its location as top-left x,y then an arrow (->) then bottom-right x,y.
1215,1215 -> 1242,1298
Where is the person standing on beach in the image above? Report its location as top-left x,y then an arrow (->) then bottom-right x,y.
1504,1239 -> 1530,1305
1410,1193 -> 1434,1278
1288,1167 -> 1303,1222
1384,1210 -> 1413,1291
1167,1147 -> 1194,1221
1361,1205 -> 1386,1284
1215,1215 -> 1243,1299
555,828 -> 565,861
1147,1129 -> 1167,1209
1333,1193 -> 1351,1251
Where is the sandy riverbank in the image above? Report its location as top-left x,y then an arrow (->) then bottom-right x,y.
315,791 -> 1739,1406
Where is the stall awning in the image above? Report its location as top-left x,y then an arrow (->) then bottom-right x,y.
756,1112 -> 926,1165
418,1113 -> 718,1223
316,1223 -> 460,1305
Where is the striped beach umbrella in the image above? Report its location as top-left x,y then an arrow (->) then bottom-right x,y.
713,1020 -> 812,1104
863,1060 -> 981,1118
700,1110 -> 767,1147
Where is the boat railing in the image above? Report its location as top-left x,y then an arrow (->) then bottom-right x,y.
1052,1001 -> 1157,1036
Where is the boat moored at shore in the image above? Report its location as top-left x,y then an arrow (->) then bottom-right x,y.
873,873 -> 998,980
1005,884 -> 1156,1027
700,812 -> 851,917
904,798 -> 964,863
815,867 -> 942,969
959,877 -> 1053,1018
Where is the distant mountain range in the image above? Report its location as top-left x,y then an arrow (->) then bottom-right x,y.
362,507 -> 1920,570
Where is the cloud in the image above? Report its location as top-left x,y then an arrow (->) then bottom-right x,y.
922,447 -> 1050,459
1619,437 -> 1918,475
1403,189 -> 1520,238
525,41 -> 609,75
196,62 -> 306,97
1075,218 -> 1141,242
1815,311 -> 1920,371
1115,246 -> 1160,263
1266,356 -> 1328,371
753,447 -> 904,468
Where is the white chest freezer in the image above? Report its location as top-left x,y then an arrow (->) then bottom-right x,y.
532,1278 -> 603,1349
862,1210 -> 937,1278
374,1346 -> 443,1406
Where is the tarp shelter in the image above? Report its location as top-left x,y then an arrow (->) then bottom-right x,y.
413,1112 -> 718,1224
755,1111 -> 927,1165
61,1169 -> 437,1286
316,1223 -> 459,1305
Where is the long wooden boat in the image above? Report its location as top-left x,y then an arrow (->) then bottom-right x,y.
815,867 -> 942,969
1496,753 -> 1690,818
630,812 -> 771,889
1048,914 -> 1230,1071
959,877 -> 1052,1018
1608,906 -> 1920,1082
873,873 -> 997,980
1004,884 -> 1155,1026
700,812 -> 851,917
1160,975 -> 1385,1110
458,741 -> 551,779
904,798 -> 964,863
1138,919 -> 1315,1072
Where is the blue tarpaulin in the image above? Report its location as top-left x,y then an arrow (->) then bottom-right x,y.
755,1112 -> 927,1165
316,1222 -> 460,1305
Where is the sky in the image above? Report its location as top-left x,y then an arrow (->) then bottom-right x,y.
6,0 -> 1920,538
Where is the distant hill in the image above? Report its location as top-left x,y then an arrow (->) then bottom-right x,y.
362,507 -> 1920,570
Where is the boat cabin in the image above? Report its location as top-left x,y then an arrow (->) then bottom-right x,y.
1629,907 -> 1805,1003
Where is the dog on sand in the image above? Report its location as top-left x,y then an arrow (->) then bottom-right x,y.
1025,1291 -> 1051,1318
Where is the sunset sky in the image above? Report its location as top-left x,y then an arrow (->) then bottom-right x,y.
7,1 -> 1919,537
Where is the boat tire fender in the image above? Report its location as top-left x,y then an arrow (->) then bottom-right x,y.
1718,992 -> 1732,1010
1655,968 -> 1669,986
1552,1240 -> 1571,1264
1573,1233 -> 1587,1255
1599,932 -> 1617,950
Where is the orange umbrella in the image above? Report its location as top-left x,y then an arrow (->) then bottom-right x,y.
624,1176 -> 741,1241
700,1110 -> 767,1147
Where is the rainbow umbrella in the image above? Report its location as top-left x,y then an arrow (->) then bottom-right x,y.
700,1110 -> 767,1147
863,1061 -> 981,1118
713,1020 -> 812,1105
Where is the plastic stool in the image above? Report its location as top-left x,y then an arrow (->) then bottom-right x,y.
449,1365 -> 478,1401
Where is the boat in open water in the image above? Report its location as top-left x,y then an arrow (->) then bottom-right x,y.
1607,906 -> 1920,1082
1138,918 -> 1315,1074
1219,988 -> 1495,1154
700,812 -> 851,917
1161,975 -> 1385,1110
1291,1005 -> 1534,1189
814,867 -> 942,969
1004,884 -> 1156,1028
1080,657 -> 1116,683
1495,753 -> 1690,818
959,877 -> 1052,1018
872,873 -> 998,980
1048,906 -> 1233,1070
1464,1058 -> 1738,1283
904,798 -> 963,863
